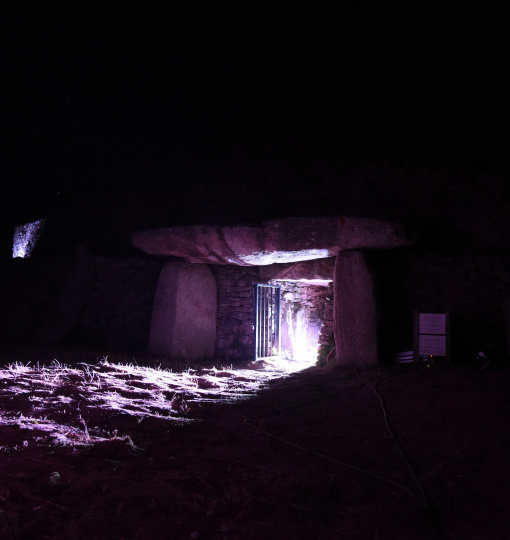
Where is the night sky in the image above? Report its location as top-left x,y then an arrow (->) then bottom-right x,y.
2,5 -> 510,249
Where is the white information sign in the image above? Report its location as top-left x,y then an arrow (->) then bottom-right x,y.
414,311 -> 450,362
418,313 -> 446,334
419,334 -> 446,356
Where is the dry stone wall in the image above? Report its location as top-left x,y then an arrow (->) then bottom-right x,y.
213,266 -> 263,362
213,265 -> 334,363
0,253 -> 334,364
272,280 -> 333,361
0,254 -> 164,352
318,284 -> 335,359
0,256 -> 71,340
76,257 -> 164,350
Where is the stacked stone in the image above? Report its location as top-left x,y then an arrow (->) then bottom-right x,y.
317,283 -> 335,359
213,266 -> 262,362
0,256 -> 72,340
271,280 -> 331,361
78,257 -> 164,350
0,254 -> 165,351
296,282 -> 327,338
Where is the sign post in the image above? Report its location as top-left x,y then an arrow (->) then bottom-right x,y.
413,312 -> 450,363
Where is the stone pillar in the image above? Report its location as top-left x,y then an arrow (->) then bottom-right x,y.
149,262 -> 217,359
334,251 -> 378,366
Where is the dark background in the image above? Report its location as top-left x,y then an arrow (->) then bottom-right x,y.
2,4 -> 510,256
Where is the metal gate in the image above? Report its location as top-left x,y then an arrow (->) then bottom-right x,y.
254,283 -> 281,360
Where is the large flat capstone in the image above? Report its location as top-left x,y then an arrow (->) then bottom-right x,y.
131,216 -> 414,266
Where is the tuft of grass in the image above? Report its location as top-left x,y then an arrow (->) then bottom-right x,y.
316,343 -> 335,367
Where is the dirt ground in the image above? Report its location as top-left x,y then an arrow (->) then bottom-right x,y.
1,345 -> 510,540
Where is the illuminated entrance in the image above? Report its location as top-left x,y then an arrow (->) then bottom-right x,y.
254,281 -> 331,364
254,284 -> 281,360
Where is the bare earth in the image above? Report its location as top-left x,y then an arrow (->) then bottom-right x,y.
1,346 -> 509,540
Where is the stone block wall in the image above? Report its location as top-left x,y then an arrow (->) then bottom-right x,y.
0,254 -> 164,352
213,266 -> 264,362
318,283 -> 335,358
76,257 -> 164,350
0,256 -> 71,339
212,265 -> 335,363
273,280 -> 333,360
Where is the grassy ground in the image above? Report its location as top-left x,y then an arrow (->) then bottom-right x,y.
1,345 -> 509,539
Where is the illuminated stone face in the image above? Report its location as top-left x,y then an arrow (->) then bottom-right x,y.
277,281 -> 330,363
131,216 -> 415,265
12,219 -> 46,258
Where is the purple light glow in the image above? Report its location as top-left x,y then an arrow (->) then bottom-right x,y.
12,219 -> 46,258
285,307 -> 318,361
0,357 -> 310,449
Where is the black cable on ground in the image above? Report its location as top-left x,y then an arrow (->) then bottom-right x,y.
244,372 -> 423,500
243,417 -> 422,502
243,367 -> 461,540
373,377 -> 427,500
374,376 -> 460,540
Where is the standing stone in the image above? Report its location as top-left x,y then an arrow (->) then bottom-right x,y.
334,251 -> 377,366
149,263 -> 216,359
